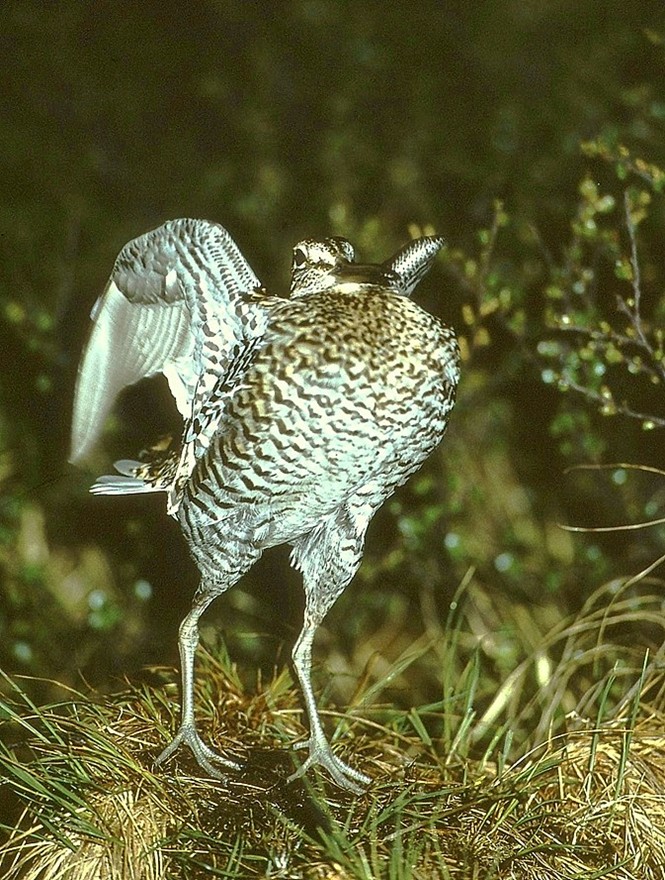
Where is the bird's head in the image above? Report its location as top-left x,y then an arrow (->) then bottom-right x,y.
289,237 -> 356,297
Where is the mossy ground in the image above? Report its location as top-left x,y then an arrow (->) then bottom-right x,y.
2,619 -> 664,879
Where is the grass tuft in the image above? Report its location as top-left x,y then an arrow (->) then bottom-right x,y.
1,606 -> 665,880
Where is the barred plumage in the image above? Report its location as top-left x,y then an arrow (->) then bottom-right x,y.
71,219 -> 459,792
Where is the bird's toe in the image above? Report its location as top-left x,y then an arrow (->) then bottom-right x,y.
155,724 -> 241,778
288,737 -> 370,793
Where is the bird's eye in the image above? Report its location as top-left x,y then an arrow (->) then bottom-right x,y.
293,247 -> 307,267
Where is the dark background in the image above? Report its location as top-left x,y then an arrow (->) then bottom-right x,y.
1,1 -> 664,720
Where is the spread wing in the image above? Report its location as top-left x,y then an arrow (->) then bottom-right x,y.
385,235 -> 445,296
70,218 -> 264,463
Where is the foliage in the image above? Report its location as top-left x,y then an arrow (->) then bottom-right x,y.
1,621 -> 665,879
1,3 -> 665,874
0,0 -> 663,682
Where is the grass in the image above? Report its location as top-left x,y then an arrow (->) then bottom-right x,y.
1,581 -> 665,879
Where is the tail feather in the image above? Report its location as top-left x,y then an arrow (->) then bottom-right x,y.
90,459 -> 166,495
113,459 -> 144,476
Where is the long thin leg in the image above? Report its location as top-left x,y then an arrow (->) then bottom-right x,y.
155,588 -> 240,776
289,610 -> 371,793
287,501 -> 377,792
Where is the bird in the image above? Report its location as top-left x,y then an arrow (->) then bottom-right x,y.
287,235 -> 445,298
70,218 -> 460,792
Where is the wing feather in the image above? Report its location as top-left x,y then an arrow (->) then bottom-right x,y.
385,236 -> 445,296
70,219 -> 263,463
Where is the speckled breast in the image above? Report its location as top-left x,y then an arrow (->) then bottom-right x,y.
181,285 -> 459,550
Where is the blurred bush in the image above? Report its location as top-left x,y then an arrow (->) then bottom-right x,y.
0,1 -> 664,738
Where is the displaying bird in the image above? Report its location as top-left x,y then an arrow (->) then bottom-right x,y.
70,219 -> 460,792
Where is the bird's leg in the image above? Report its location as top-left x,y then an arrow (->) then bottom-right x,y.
288,611 -> 370,794
287,506 -> 375,792
155,588 -> 241,777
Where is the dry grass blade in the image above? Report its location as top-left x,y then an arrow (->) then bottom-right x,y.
1,624 -> 665,879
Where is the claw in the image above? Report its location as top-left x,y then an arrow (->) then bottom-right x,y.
288,736 -> 370,794
155,723 -> 241,779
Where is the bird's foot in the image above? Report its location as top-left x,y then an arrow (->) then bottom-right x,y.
155,723 -> 241,779
289,735 -> 370,794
